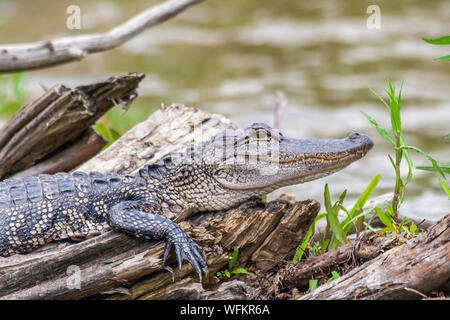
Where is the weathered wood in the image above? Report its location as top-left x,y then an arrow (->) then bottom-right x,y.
0,73 -> 144,179
0,0 -> 205,73
0,104 -> 320,299
10,128 -> 107,179
299,213 -> 450,300
261,232 -> 401,298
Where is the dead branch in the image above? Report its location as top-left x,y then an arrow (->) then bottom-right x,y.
0,73 -> 144,179
10,128 -> 107,179
0,0 -> 205,73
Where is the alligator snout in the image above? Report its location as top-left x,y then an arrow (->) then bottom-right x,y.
346,132 -> 374,152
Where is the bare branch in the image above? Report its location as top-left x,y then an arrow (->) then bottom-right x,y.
0,0 -> 205,73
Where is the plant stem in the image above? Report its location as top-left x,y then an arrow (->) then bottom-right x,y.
392,136 -> 402,222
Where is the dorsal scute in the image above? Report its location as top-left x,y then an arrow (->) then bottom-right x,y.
0,181 -> 12,209
55,172 -> 76,197
146,159 -> 167,179
37,174 -> 60,200
89,171 -> 109,194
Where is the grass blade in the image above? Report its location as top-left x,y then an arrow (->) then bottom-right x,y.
231,268 -> 248,275
439,178 -> 450,199
342,174 -> 380,234
422,36 -> 450,45
400,146 -> 446,178
324,184 -> 348,245
375,206 -> 393,228
229,248 -> 239,270
359,109 -> 396,147
434,55 -> 450,61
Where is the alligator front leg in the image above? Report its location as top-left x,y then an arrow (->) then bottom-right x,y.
107,201 -> 207,280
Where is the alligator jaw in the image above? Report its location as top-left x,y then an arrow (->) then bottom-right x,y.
270,132 -> 374,188
213,130 -> 374,191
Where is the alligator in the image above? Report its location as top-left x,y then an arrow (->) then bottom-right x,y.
0,123 -> 373,280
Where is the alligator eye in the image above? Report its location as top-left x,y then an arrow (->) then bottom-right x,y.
214,169 -> 226,177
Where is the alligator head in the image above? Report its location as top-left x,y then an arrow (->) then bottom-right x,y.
149,123 -> 374,213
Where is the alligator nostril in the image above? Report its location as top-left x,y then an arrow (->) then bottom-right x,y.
349,133 -> 361,140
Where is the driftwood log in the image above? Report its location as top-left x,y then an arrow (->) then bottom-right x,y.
0,73 -> 145,179
0,104 -> 320,299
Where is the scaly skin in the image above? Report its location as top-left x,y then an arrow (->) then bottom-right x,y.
0,123 -> 373,280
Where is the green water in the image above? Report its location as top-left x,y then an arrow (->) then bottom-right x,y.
0,0 -> 449,220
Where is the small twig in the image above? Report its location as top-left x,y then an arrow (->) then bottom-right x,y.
404,287 -> 428,299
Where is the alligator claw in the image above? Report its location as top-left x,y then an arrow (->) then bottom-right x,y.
164,227 -> 208,281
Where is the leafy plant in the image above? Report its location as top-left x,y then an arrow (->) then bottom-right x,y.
293,174 -> 379,262
423,36 -> 450,61
361,80 -> 445,222
216,248 -> 248,279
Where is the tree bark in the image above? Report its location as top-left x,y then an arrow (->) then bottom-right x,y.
299,213 -> 449,300
0,73 -> 144,179
0,104 -> 320,299
0,0 -> 205,73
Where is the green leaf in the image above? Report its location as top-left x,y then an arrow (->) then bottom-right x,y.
94,122 -> 110,140
342,174 -> 380,234
109,128 -> 121,142
423,36 -> 450,45
224,270 -> 231,278
434,55 -> 450,61
327,271 -> 341,283
229,248 -> 239,270
369,88 -> 391,110
309,279 -> 318,292
359,109 -> 396,147
400,145 -> 446,178
417,162 -> 450,174
324,184 -> 348,245
410,223 -> 417,235
294,223 -> 314,262
400,135 -> 414,183
385,80 -> 402,134
231,267 -> 248,275
375,207 -> 392,228
439,178 -> 450,199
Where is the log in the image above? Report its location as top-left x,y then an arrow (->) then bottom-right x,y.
0,73 -> 144,179
299,213 -> 450,300
260,232 -> 401,298
0,104 -> 320,299
0,0 -> 205,73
